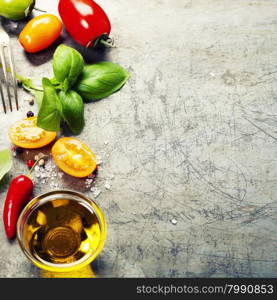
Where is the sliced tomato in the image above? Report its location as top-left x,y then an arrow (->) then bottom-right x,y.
9,117 -> 57,149
51,137 -> 97,178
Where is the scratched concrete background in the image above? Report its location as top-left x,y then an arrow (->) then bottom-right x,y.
0,0 -> 277,277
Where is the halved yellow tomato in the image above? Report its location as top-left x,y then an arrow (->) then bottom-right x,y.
51,137 -> 97,178
9,117 -> 57,149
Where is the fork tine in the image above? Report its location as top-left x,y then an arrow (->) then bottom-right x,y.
0,46 -> 13,111
0,80 -> 6,114
6,45 -> 18,110
0,46 -> 12,112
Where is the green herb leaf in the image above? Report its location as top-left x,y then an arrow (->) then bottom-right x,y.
50,77 -> 61,86
53,44 -> 84,91
59,90 -> 85,135
34,90 -> 44,108
37,78 -> 62,132
74,62 -> 130,101
0,149 -> 12,182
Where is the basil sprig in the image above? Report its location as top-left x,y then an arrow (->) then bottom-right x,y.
22,44 -> 129,134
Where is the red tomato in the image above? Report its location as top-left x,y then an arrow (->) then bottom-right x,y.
58,0 -> 111,47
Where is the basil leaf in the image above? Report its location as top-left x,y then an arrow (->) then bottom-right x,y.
34,90 -> 43,108
0,149 -> 12,182
53,44 -> 84,91
59,90 -> 85,135
37,78 -> 62,132
50,77 -> 61,86
74,62 -> 130,101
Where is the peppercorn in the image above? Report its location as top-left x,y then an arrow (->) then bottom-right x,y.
38,159 -> 45,167
26,111 -> 34,118
27,159 -> 35,169
15,147 -> 23,155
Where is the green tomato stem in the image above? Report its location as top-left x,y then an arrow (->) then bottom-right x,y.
33,7 -> 47,13
99,38 -> 116,48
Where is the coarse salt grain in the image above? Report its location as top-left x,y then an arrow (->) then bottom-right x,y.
90,186 -> 101,198
96,156 -> 103,165
45,164 -> 52,171
105,182 -> 111,190
171,219 -> 178,225
33,160 -> 61,187
93,190 -> 101,198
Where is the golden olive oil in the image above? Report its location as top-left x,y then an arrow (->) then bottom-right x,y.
23,198 -> 101,264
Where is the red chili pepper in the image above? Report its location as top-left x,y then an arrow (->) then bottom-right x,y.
3,156 -> 47,239
58,0 -> 112,47
3,175 -> 33,239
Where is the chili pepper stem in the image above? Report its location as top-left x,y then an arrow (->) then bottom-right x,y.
26,155 -> 48,179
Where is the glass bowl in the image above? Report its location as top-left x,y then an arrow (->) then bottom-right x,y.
17,190 -> 107,273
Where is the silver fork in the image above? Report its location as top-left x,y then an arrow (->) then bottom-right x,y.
0,28 -> 18,113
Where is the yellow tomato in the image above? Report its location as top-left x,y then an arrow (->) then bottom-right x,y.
51,137 -> 97,178
19,14 -> 62,53
9,117 -> 57,149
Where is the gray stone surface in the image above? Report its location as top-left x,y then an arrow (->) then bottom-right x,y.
0,0 -> 277,277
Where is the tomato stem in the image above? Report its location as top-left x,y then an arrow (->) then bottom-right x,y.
89,35 -> 116,48
33,7 -> 47,13
99,38 -> 116,48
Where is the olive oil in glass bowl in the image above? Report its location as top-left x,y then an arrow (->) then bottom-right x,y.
17,190 -> 107,272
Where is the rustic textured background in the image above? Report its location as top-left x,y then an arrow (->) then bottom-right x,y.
0,0 -> 277,277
